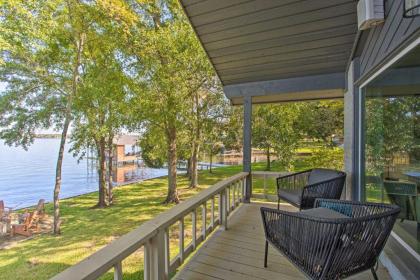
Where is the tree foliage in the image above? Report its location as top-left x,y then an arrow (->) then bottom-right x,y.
296,100 -> 344,144
253,104 -> 302,170
126,0 -> 216,202
365,95 -> 419,175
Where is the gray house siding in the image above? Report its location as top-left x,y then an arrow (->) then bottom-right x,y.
359,0 -> 420,80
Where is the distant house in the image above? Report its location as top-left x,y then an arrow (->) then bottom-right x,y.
112,135 -> 140,166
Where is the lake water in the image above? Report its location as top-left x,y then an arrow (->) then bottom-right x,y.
0,139 -> 167,208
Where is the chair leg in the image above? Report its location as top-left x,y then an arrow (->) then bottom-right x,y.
264,240 -> 268,268
371,267 -> 378,280
277,198 -> 280,210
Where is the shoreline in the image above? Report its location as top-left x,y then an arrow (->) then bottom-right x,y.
13,166 -> 219,211
15,173 -> 170,211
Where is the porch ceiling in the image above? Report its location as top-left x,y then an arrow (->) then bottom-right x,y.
180,0 -> 358,104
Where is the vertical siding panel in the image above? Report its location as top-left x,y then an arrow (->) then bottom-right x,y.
360,28 -> 380,73
408,18 -> 420,34
365,0 -> 401,70
359,0 -> 420,77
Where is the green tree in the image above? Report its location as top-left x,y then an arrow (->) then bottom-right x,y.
297,100 -> 344,145
0,0 -> 88,234
252,104 -> 302,170
222,106 -> 243,152
365,96 -> 419,176
69,0 -> 135,207
128,0 -> 213,203
187,79 -> 225,188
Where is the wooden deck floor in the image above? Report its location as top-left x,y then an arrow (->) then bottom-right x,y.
174,202 -> 391,280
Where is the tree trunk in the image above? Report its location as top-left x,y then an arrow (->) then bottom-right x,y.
189,141 -> 199,188
209,149 -> 213,174
189,91 -> 201,188
53,32 -> 85,234
165,124 -> 179,204
186,157 -> 192,179
107,134 -> 114,205
53,115 -> 71,235
266,146 -> 271,171
97,137 -> 107,207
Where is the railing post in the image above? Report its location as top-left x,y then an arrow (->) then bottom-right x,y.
218,193 -> 222,226
114,261 -> 122,280
164,228 -> 170,277
144,230 -> 166,280
241,178 -> 245,200
144,242 -> 151,280
192,209 -> 197,250
236,181 -> 240,205
221,188 -> 228,230
179,218 -> 184,263
227,186 -> 230,214
202,202 -> 207,240
232,183 -> 236,209
264,174 -> 267,198
210,197 -> 215,228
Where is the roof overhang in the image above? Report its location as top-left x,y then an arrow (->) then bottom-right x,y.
179,0 -> 358,104
224,72 -> 346,105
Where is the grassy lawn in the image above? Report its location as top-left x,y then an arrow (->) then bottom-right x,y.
0,148 -> 343,280
0,166 -> 242,280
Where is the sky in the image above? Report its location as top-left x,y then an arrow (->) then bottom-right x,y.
0,81 -> 59,134
0,82 -> 135,135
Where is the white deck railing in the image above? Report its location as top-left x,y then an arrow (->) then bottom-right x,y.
52,172 -> 249,280
252,171 -> 288,200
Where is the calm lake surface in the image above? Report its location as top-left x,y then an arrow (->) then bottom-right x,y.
0,139 -> 167,208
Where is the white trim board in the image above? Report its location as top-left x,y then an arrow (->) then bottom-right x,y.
359,37 -> 420,88
390,231 -> 420,263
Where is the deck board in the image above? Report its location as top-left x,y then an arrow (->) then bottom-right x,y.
174,202 -> 391,280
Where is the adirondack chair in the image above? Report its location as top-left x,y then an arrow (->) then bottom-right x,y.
11,199 -> 45,237
0,200 -> 11,235
11,211 -> 40,237
0,200 -> 4,219
35,199 -> 45,217
0,200 -> 11,221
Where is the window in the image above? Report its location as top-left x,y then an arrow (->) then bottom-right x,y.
363,45 -> 420,253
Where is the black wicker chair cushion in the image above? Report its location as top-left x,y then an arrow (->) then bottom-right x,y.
308,169 -> 343,185
300,207 -> 349,219
276,169 -> 346,210
278,189 -> 302,207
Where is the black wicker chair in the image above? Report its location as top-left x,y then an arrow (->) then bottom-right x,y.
276,169 -> 346,210
261,199 -> 400,280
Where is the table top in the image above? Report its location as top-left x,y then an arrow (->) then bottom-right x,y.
405,171 -> 420,178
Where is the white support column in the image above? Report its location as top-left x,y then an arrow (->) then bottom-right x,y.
344,57 -> 361,201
